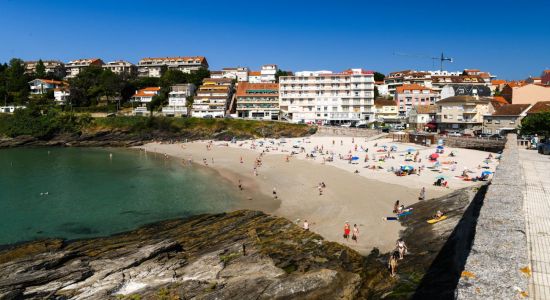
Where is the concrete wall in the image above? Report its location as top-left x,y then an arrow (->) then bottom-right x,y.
455,134 -> 530,299
314,126 -> 382,137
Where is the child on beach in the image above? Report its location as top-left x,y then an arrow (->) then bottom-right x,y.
352,224 -> 359,243
303,220 -> 309,231
396,239 -> 407,259
343,222 -> 351,241
388,251 -> 399,277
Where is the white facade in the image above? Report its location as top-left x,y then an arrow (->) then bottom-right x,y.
222,67 -> 249,82
54,89 -> 70,104
103,60 -> 136,76
65,58 -> 104,79
162,84 -> 196,116
137,56 -> 208,78
28,79 -> 64,95
248,64 -> 278,83
279,69 -> 375,124
191,79 -> 233,118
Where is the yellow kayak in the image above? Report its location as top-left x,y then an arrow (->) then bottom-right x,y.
427,215 -> 448,224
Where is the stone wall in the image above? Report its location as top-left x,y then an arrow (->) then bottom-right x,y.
443,136 -> 506,152
314,126 -> 382,137
455,134 -> 530,299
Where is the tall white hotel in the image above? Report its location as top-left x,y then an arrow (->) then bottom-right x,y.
279,69 -> 375,124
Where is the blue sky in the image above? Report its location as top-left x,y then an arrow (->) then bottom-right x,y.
1,0 -> 549,80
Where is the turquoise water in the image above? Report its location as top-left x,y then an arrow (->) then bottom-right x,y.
0,147 -> 244,246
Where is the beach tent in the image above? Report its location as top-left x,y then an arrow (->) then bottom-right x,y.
436,145 -> 444,149
401,165 -> 414,171
351,156 -> 359,161
391,145 -> 398,151
481,171 -> 493,176
406,147 -> 416,153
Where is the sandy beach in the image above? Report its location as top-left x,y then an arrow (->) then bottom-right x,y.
139,135 -> 498,254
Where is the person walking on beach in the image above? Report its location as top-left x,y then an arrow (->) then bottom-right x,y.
352,224 -> 359,243
388,251 -> 399,278
303,220 -> 309,231
240,156 -> 243,164
419,187 -> 426,200
393,200 -> 400,214
396,239 -> 407,260
238,180 -> 243,191
343,222 -> 351,241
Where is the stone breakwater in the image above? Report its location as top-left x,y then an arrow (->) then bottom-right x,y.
455,134 -> 530,299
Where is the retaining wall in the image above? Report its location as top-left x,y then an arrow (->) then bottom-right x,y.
314,126 -> 381,137
455,134 -> 529,298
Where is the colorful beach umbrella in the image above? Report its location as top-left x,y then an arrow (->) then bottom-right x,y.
401,165 -> 414,171
481,171 -> 493,176
437,145 -> 444,149
430,153 -> 439,159
351,156 -> 359,161
406,147 -> 416,152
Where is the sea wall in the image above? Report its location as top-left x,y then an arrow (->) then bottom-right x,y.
455,134 -> 530,298
314,127 -> 382,137
443,136 -> 506,152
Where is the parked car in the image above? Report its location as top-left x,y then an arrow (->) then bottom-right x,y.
381,127 -> 390,133
203,114 -> 213,119
489,134 -> 504,140
394,125 -> 405,131
340,123 -> 352,128
538,139 -> 550,155
447,131 -> 462,137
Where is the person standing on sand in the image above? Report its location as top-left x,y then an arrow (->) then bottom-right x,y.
303,220 -> 309,231
419,187 -> 426,200
352,224 -> 359,243
396,239 -> 407,259
238,180 -> 243,191
343,222 -> 350,241
388,251 -> 399,277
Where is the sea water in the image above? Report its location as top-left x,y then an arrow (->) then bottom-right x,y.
0,147 -> 243,245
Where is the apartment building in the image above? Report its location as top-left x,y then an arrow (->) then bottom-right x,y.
102,60 -> 137,77
24,60 -> 65,78
235,82 -> 279,120
191,78 -> 233,118
436,96 -> 495,134
395,84 -> 439,117
221,67 -> 249,82
28,79 -> 65,95
162,84 -> 196,117
501,83 -> 550,104
248,65 -> 278,83
373,98 -> 398,122
483,104 -> 532,135
385,70 -> 432,96
65,58 -> 104,79
131,87 -> 161,115
408,105 -> 437,131
279,69 -> 375,124
137,56 -> 208,77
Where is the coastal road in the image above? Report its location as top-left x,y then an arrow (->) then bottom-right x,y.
520,149 -> 550,299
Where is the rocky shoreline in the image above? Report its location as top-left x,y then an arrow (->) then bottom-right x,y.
0,185 -> 485,299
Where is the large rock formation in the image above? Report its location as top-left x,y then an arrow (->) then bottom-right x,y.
0,210 -> 365,299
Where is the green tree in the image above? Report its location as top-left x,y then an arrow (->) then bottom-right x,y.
187,68 -> 211,87
35,59 -> 46,78
374,86 -> 379,99
275,70 -> 291,83
373,72 -> 385,82
520,111 -> 550,137
160,69 -> 186,87
6,58 -> 30,105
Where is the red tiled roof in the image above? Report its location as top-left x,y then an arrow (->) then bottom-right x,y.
491,80 -> 507,85
492,96 -> 509,104
248,71 -> 261,76
374,98 -> 397,106
492,104 -> 530,116
140,56 -> 206,63
35,79 -> 64,85
396,84 -> 432,93
527,101 -> 550,114
236,82 -> 278,97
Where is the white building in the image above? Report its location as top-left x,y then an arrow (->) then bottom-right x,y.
65,58 -> 104,79
28,79 -> 65,95
192,78 -> 233,118
137,56 -> 208,77
248,64 -> 278,83
221,67 -> 249,82
102,60 -> 136,76
279,69 -> 375,124
162,84 -> 196,117
131,87 -> 161,115
54,88 -> 70,105
24,60 -> 65,78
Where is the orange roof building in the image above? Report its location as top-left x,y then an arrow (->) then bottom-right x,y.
235,82 -> 279,120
